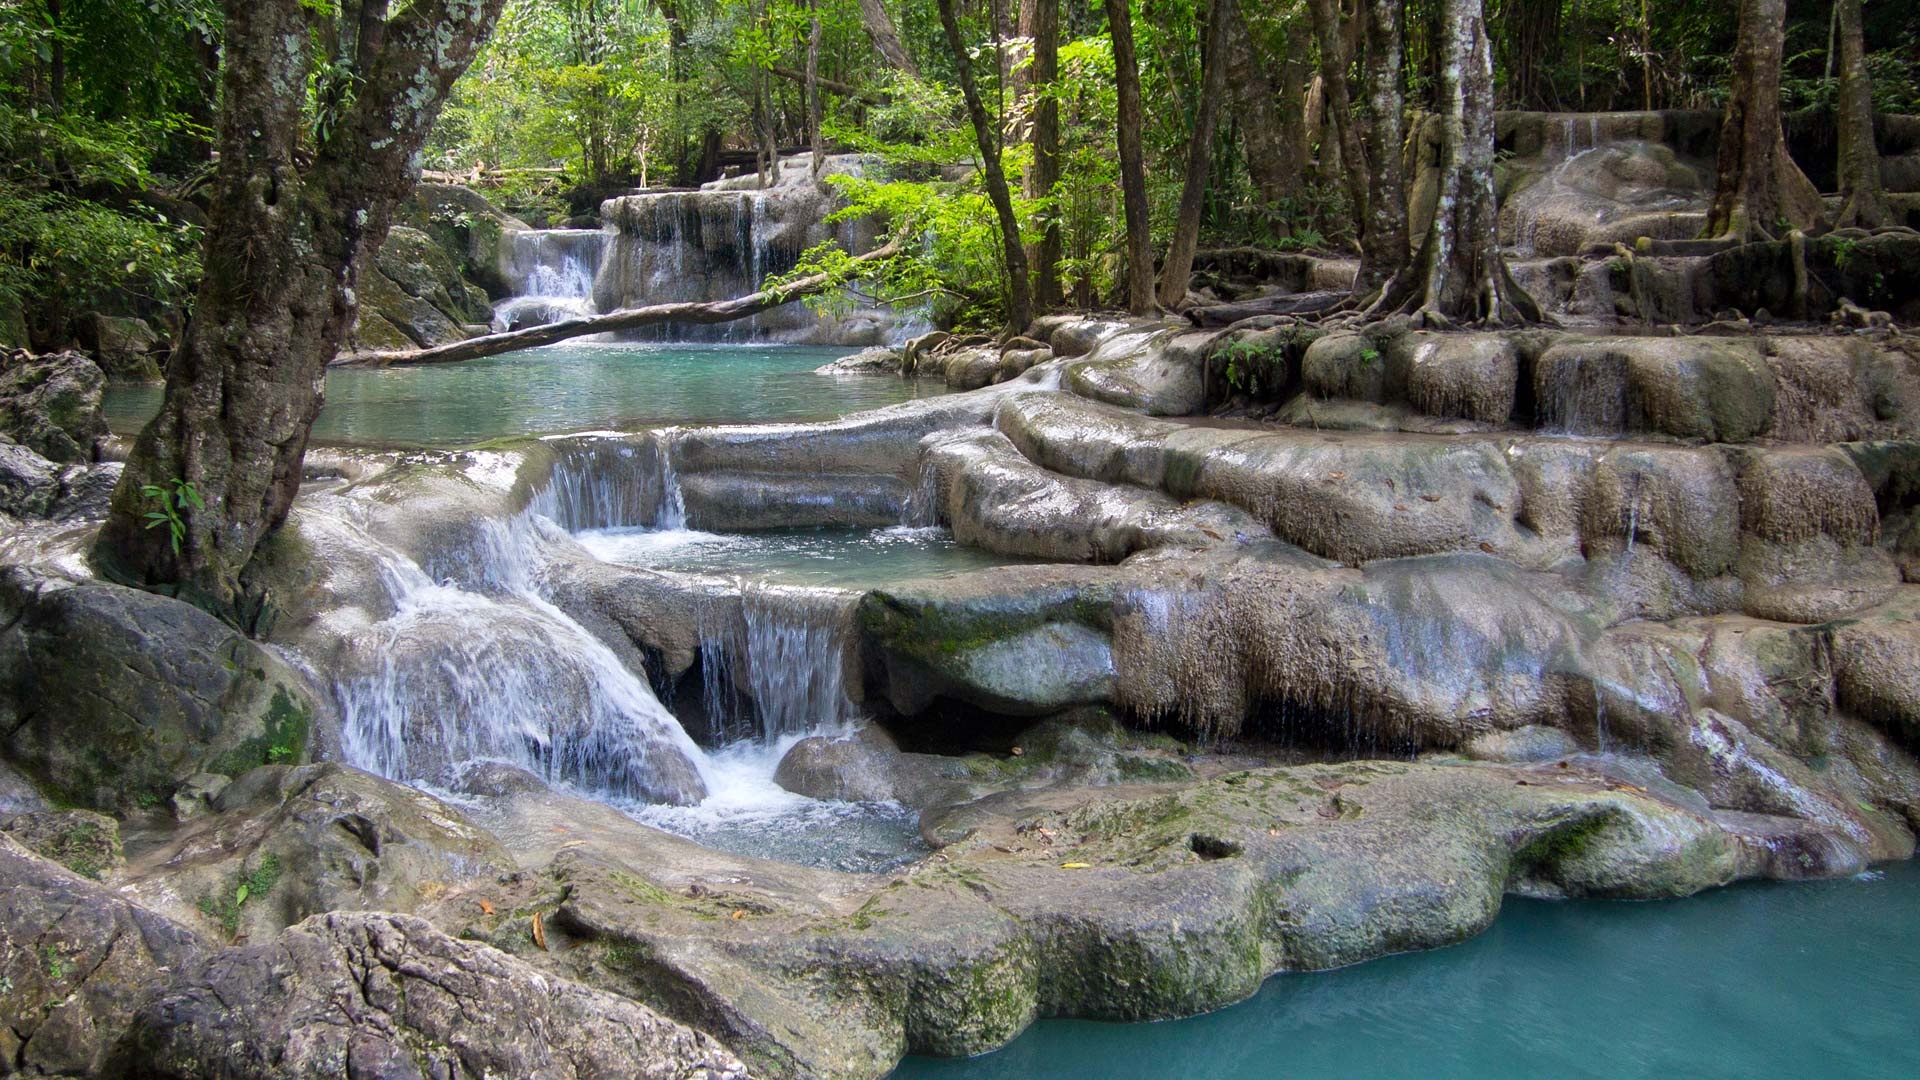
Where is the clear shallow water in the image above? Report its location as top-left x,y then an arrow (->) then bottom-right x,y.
577,525 -> 1034,588
103,342 -> 944,448
621,734 -> 927,875
892,862 -> 1920,1080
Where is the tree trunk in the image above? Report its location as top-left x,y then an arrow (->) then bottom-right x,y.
1372,0 -> 1538,326
1307,0 -> 1370,239
857,0 -> 918,76
936,0 -> 1033,333
339,236 -> 905,367
90,0 -> 505,622
1705,0 -> 1826,240
1224,1 -> 1301,211
1833,0 -> 1888,229
1019,0 -> 1062,309
1353,0 -> 1408,295
807,4 -> 825,180
1105,0 -> 1158,315
1156,0 -> 1231,310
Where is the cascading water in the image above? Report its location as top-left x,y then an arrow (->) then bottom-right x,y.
331,510 -> 713,806
492,228 -> 608,332
518,438 -> 925,870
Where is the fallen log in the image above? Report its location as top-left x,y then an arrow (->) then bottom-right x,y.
335,237 -> 904,367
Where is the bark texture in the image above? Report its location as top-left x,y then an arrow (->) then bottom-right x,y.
1374,0 -> 1538,326
1225,2 -> 1305,210
1355,0 -> 1409,294
858,0 -> 919,75
1106,0 -> 1159,315
1705,0 -> 1826,240
1833,0 -> 1889,229
1156,0 -> 1232,310
1020,0 -> 1063,308
937,0 -> 1033,333
91,0 -> 506,622
1308,0 -> 1370,232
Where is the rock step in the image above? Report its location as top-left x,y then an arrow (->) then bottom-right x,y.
992,391 -> 1907,622
1175,325 -> 1918,444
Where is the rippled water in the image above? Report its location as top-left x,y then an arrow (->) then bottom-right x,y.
103,343 -> 944,448
577,524 -> 1033,588
892,860 -> 1920,1079
620,735 -> 927,875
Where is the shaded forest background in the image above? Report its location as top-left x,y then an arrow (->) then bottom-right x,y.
2,0 -> 1917,343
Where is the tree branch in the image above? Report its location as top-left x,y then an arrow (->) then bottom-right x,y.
336,237 -> 905,367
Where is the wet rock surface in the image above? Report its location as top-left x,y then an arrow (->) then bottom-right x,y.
5,306 -> 1920,1079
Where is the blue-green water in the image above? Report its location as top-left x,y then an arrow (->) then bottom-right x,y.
893,862 -> 1920,1080
103,342 -> 942,448
577,525 -> 1036,589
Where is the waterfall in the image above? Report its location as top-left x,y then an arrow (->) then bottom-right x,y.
492,228 -> 608,332
528,433 -> 684,531
330,510 -> 712,806
689,585 -> 855,746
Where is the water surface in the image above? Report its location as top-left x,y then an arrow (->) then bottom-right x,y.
105,342 -> 942,448
893,862 -> 1920,1079
577,525 -> 1035,589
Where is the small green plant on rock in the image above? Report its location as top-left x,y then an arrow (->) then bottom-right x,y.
198,853 -> 282,938
139,477 -> 204,554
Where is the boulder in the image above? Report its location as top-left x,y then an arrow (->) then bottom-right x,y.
118,911 -> 748,1080
1535,337 -> 1775,442
0,833 -> 205,1077
376,224 -> 495,325
75,313 -> 165,381
0,570 -> 321,813
0,349 -> 106,463
395,181 -> 532,298
0,438 -> 61,517
1,807 -> 123,880
120,763 -> 514,944
815,346 -> 903,376
352,264 -> 470,350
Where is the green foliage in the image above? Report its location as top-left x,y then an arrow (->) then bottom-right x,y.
198,853 -> 283,938
140,477 -> 204,555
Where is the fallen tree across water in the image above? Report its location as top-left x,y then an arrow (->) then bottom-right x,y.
335,237 -> 904,367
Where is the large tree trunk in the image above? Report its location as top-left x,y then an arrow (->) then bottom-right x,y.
1354,0 -> 1408,296
936,0 -> 1033,334
806,2 -> 825,180
90,0 -> 505,622
1833,0 -> 1888,229
1156,0 -> 1231,310
857,0 -> 918,76
1705,0 -> 1826,240
1227,5 -> 1307,211
1372,0 -> 1538,326
1105,0 -> 1158,315
1307,0 -> 1369,237
1019,0 -> 1062,309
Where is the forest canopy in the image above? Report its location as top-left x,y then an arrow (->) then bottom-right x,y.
3,0 -> 1918,343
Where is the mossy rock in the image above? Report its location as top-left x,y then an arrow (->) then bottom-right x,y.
0,571 -> 320,813
1,808 -> 123,880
